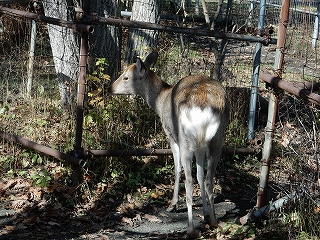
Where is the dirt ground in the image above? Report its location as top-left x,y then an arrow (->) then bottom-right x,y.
0,165 -> 264,240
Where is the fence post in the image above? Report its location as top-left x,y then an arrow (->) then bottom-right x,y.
247,0 -> 266,140
256,0 -> 290,208
72,0 -> 90,184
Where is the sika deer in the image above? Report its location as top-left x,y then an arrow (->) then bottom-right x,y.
109,52 -> 229,236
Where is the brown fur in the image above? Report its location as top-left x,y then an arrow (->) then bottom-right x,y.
173,75 -> 227,112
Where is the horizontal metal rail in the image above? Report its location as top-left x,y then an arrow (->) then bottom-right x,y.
252,0 -> 320,16
0,130 -> 257,162
0,6 -> 275,44
75,147 -> 257,159
86,15 -> 277,45
260,70 -> 320,105
0,6 -> 94,32
0,131 -> 84,166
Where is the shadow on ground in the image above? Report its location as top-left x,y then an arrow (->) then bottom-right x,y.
0,163 -> 264,240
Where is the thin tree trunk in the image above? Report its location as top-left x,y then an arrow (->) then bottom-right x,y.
125,0 -> 161,64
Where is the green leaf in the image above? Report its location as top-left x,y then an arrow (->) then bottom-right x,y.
18,170 -> 28,176
32,154 -> 38,164
38,85 -> 45,95
37,155 -> 43,164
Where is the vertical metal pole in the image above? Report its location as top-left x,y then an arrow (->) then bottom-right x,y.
247,0 -> 266,140
256,93 -> 278,208
74,32 -> 88,153
73,0 -> 90,184
256,0 -> 290,208
27,20 -> 37,97
274,0 -> 290,74
74,1 -> 89,153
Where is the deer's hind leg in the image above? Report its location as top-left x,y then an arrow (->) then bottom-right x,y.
167,139 -> 181,212
180,143 -> 195,235
205,137 -> 223,227
195,149 -> 210,220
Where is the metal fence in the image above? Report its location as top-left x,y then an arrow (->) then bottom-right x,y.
0,1 -> 319,235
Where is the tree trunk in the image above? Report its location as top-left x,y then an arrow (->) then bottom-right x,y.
89,0 -> 121,79
43,0 -> 79,108
125,0 -> 161,64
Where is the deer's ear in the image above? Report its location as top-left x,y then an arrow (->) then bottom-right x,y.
145,52 -> 158,68
136,58 -> 147,77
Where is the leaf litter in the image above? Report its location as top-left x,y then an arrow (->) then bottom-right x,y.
0,174 -> 256,239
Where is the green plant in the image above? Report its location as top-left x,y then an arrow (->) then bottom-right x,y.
30,170 -> 51,187
0,156 -> 14,170
0,102 -> 10,116
86,58 -> 110,108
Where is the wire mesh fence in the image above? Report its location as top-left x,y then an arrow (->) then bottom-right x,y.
0,0 -> 319,237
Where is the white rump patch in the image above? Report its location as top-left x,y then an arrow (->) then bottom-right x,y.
180,106 -> 221,148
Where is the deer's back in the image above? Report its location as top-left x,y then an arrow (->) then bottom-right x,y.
172,75 -> 227,112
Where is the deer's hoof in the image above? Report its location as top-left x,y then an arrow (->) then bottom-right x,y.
204,215 -> 217,227
186,229 -> 200,239
166,204 -> 177,212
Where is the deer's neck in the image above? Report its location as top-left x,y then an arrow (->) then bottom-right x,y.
143,73 -> 171,112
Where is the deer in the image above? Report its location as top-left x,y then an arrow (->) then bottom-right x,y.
109,52 -> 229,236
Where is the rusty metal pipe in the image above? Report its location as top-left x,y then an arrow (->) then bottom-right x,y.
256,0 -> 290,209
260,70 -> 320,105
86,15 -> 276,45
0,131 -> 84,166
76,147 -> 256,159
74,31 -> 89,151
0,6 -> 93,32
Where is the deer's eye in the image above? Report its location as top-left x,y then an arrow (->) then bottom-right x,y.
123,76 -> 129,81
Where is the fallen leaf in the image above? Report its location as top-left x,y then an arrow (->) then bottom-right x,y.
47,184 -> 58,193
150,192 -> 158,198
140,186 -> 147,193
11,199 -> 32,209
122,217 -> 133,226
5,225 -> 15,231
29,186 -> 42,200
13,179 -> 31,189
2,179 -> 18,190
133,214 -> 142,222
22,215 -> 39,224
143,214 -> 162,223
